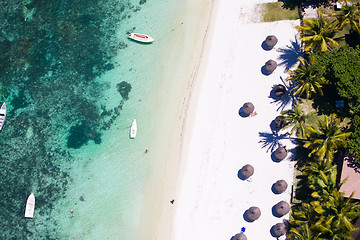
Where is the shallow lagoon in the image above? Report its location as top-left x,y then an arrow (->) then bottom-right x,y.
0,0 -> 190,238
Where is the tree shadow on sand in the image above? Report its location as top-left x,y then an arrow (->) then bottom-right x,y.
258,131 -> 290,153
269,76 -> 298,112
277,36 -> 303,72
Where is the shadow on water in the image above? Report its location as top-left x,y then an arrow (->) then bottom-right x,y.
276,36 -> 303,72
0,0 -> 142,238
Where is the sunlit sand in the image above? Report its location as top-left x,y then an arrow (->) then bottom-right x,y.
172,0 -> 301,239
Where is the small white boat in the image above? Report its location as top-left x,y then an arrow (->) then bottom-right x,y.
130,119 -> 137,139
0,102 -> 6,131
128,33 -> 154,43
25,193 -> 35,218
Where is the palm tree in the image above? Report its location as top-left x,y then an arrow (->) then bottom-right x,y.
281,101 -> 313,138
296,9 -> 339,52
302,161 -> 338,201
333,1 -> 360,34
286,57 -> 329,99
316,190 -> 360,239
289,192 -> 360,239
303,114 -> 351,162
288,223 -> 321,240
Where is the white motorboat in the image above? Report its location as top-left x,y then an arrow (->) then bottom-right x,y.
0,102 -> 6,131
130,119 -> 137,139
128,33 -> 154,43
25,193 -> 35,218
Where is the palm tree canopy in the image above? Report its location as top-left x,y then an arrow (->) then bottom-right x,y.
303,114 -> 351,162
286,56 -> 329,99
281,100 -> 312,138
333,2 -> 360,34
296,9 -> 339,52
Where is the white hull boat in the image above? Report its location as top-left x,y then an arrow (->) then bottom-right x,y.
0,102 -> 6,131
130,119 -> 137,139
25,193 -> 35,218
128,33 -> 154,43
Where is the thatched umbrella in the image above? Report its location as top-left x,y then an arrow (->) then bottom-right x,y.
274,116 -> 286,129
242,102 -> 254,115
246,206 -> 261,221
241,164 -> 254,178
272,223 -> 287,237
275,201 -> 291,216
265,60 -> 277,73
274,179 -> 288,193
232,233 -> 247,240
265,35 -> 278,48
273,84 -> 286,97
274,146 -> 287,161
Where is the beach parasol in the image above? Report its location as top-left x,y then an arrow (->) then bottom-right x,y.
273,84 -> 286,97
274,179 -> 288,193
242,102 -> 254,115
241,164 -> 254,178
274,116 -> 286,129
275,201 -> 291,216
265,60 -> 277,73
232,233 -> 247,240
272,222 -> 287,237
265,35 -> 278,48
246,206 -> 261,221
274,146 -> 287,161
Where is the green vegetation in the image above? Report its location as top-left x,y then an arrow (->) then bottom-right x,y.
277,2 -> 360,238
286,56 -> 329,98
296,9 -> 339,52
258,2 -> 300,22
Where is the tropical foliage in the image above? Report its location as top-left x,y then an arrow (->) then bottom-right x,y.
311,45 -> 360,114
284,3 -> 360,239
303,114 -> 351,162
286,56 -> 328,99
296,9 -> 339,52
333,1 -> 360,34
279,0 -> 334,10
288,161 -> 360,240
280,100 -> 312,138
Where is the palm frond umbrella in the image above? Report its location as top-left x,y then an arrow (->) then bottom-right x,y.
246,206 -> 261,221
274,179 -> 288,193
274,146 -> 287,161
265,60 -> 277,73
275,201 -> 291,216
232,233 -> 247,240
272,223 -> 287,237
273,84 -> 286,97
265,35 -> 278,48
241,164 -> 254,178
242,102 -> 254,115
274,116 -> 286,129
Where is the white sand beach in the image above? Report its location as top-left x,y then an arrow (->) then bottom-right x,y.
171,0 -> 301,239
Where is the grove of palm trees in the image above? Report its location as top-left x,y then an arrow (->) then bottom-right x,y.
278,1 -> 360,239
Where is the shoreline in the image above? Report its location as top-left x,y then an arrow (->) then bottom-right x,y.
134,0 -> 215,239
172,0 -> 300,239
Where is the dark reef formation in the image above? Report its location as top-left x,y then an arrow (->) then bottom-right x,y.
0,0 -> 142,238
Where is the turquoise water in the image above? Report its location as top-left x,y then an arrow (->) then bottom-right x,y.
0,0 -> 191,239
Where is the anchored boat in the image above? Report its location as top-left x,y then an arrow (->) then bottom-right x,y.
128,33 -> 154,43
130,119 -> 137,139
0,102 -> 6,131
25,193 -> 35,218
